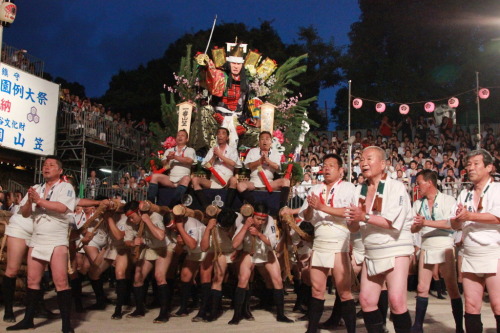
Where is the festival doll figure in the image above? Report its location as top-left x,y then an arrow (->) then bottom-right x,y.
191,41 -> 259,150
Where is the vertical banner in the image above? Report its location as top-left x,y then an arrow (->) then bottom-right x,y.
177,101 -> 194,135
0,63 -> 59,155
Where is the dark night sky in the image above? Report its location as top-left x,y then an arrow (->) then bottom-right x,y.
5,0 -> 360,122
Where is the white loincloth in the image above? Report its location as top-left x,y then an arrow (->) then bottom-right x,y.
310,224 -> 349,268
421,236 -> 454,265
5,214 -> 33,241
352,237 -> 365,265
364,240 -> 413,276
462,245 -> 500,275
139,247 -> 167,261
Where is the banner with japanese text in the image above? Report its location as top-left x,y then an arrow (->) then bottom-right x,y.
0,62 -> 59,155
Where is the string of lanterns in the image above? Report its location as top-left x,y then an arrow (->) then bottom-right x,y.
352,87 -> 493,114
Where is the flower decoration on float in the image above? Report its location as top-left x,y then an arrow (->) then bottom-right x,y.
162,136 -> 177,149
273,129 -> 285,144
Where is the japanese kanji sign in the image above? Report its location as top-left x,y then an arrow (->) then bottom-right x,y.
0,63 -> 59,155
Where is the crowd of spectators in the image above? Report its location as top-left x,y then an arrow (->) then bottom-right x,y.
59,92 -> 152,155
297,114 -> 500,199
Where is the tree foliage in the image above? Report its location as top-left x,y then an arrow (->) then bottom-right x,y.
334,0 -> 500,129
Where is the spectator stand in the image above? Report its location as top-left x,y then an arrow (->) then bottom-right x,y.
1,43 -> 44,78
52,100 -> 151,198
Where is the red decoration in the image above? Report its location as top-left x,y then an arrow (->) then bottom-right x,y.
284,163 -> 294,180
258,166 -> 273,192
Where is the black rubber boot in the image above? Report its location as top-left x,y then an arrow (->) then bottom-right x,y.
341,299 -> 357,333
451,297 -> 464,333
171,185 -> 188,206
147,183 -> 159,203
326,276 -> 333,294
153,284 -> 170,323
228,287 -> 245,325
112,279 -> 127,320
319,291 -> 342,329
57,289 -> 74,333
378,290 -> 389,327
194,190 -> 210,210
239,190 -> 255,206
306,297 -> 325,333
273,289 -> 293,323
192,283 -> 211,322
173,282 -> 191,317
225,188 -> 237,208
440,278 -> 447,296
2,276 -> 17,322
433,279 -> 445,299
7,288 -> 41,331
363,309 -> 385,333
242,289 -> 254,321
292,281 -> 307,313
147,278 -> 160,309
34,294 -> 54,319
279,186 -> 290,209
256,287 -> 273,311
392,311 -> 412,333
70,274 -> 84,313
464,313 -> 482,333
206,289 -> 223,322
87,278 -> 107,310
297,284 -> 312,321
127,286 -> 146,317
411,296 -> 428,333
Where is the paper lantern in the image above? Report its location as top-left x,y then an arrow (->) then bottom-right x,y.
399,104 -> 409,115
375,102 -> 386,113
260,102 -> 276,133
424,102 -> 435,113
478,88 -> 490,99
352,98 -> 363,109
448,97 -> 459,108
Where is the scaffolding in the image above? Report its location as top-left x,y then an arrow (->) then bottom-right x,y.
54,101 -> 150,196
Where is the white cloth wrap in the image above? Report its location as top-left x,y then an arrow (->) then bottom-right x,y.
311,224 -> 349,268
352,237 -> 365,265
5,213 -> 33,241
421,236 -> 454,264
87,227 -> 108,250
364,239 -> 414,276
462,245 -> 500,275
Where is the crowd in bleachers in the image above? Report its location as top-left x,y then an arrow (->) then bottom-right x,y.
58,92 -> 152,155
297,114 -> 500,198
